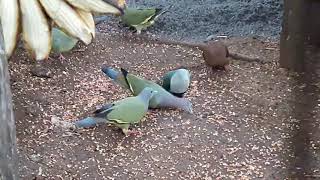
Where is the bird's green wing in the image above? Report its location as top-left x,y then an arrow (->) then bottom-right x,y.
93,103 -> 115,118
119,68 -> 176,108
126,73 -> 176,108
121,8 -> 157,25
114,73 -> 130,89
107,97 -> 147,124
51,27 -> 78,53
126,73 -> 165,95
141,8 -> 166,26
119,68 -> 170,95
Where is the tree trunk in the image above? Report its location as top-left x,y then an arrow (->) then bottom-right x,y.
0,21 -> 18,179
280,0 -> 308,72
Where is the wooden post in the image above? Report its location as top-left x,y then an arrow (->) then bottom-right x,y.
280,0 -> 308,72
0,21 -> 18,179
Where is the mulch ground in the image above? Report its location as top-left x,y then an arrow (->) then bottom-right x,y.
9,29 -> 320,179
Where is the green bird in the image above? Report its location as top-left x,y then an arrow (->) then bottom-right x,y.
51,27 -> 78,61
120,7 -> 167,34
101,66 -> 193,114
74,87 -> 157,135
162,68 -> 191,98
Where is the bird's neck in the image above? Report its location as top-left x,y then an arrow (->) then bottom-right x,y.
161,95 -> 191,112
138,95 -> 152,111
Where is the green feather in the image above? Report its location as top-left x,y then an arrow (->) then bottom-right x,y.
120,7 -> 166,34
120,68 -> 176,108
107,97 -> 146,124
161,70 -> 175,91
111,74 -> 130,90
121,8 -> 157,25
93,87 -> 155,135
51,27 -> 78,53
102,67 -> 193,114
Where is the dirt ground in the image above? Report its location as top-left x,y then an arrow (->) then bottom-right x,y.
128,0 -> 283,40
9,29 -> 320,179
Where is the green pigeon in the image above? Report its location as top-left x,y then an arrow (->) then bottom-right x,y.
120,7 -> 167,34
162,68 -> 191,98
101,66 -> 193,114
74,87 -> 157,135
51,27 -> 78,61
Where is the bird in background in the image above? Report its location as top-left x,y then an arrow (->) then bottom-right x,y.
47,0 -> 168,60
74,87 -> 157,136
119,0 -> 168,34
49,9 -> 114,61
101,66 -> 193,114
1,0 -> 123,61
161,68 -> 191,98
45,0 -> 124,62
50,27 -> 79,61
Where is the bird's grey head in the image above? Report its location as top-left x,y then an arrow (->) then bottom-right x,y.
176,69 -> 190,80
139,87 -> 158,101
171,69 -> 191,93
182,99 -> 193,114
175,69 -> 190,78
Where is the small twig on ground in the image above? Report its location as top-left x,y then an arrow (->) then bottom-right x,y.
305,175 -> 320,177
73,49 -> 86,52
265,47 -> 278,50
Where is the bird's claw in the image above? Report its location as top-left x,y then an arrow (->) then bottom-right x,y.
127,130 -> 142,136
58,54 -> 66,61
223,64 -> 231,71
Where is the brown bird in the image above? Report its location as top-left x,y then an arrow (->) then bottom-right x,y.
130,34 -> 263,71
200,40 -> 230,70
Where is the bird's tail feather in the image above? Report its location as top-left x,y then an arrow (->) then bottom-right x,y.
120,67 -> 129,77
101,65 -> 119,80
154,8 -> 168,20
120,67 -> 131,88
93,103 -> 114,114
93,104 -> 114,118
101,65 -> 130,89
154,4 -> 172,18
74,117 -> 108,128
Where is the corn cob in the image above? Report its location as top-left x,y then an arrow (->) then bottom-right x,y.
0,0 -> 20,58
19,0 -> 51,61
117,0 -> 126,8
39,0 -> 92,45
65,0 -> 121,15
76,9 -> 96,38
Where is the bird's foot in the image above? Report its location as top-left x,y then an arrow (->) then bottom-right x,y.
58,54 -> 66,61
136,29 -> 142,35
48,56 -> 55,61
223,64 -> 231,71
127,130 -> 142,136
